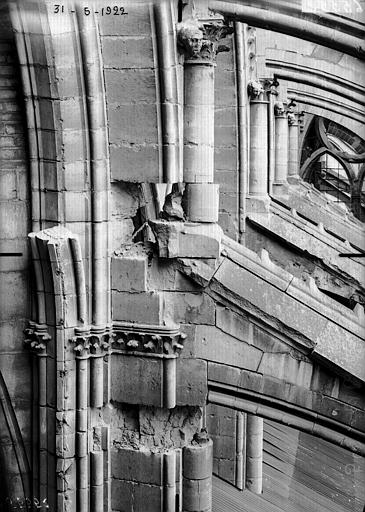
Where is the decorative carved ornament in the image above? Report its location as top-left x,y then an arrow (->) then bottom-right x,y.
112,322 -> 186,358
70,323 -> 186,358
274,101 -> 286,117
177,18 -> 233,62
24,322 -> 51,354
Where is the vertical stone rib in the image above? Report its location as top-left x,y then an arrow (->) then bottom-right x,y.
234,21 -> 248,241
76,9 -> 110,328
235,411 -> 245,490
154,1 -> 181,183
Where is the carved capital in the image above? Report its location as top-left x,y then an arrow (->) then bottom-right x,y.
112,322 -> 186,357
274,101 -> 286,117
24,322 -> 51,354
247,80 -> 264,100
177,18 -> 233,63
72,326 -> 114,357
287,112 -> 298,126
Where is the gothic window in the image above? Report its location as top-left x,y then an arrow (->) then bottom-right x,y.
300,117 -> 365,220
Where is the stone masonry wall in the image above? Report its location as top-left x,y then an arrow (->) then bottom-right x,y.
0,3 -> 32,472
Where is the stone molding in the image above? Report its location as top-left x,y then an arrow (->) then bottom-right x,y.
112,322 -> 186,358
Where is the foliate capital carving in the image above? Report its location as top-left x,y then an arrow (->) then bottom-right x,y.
72,327 -> 114,357
112,322 -> 186,357
274,101 -> 286,117
24,322 -> 51,354
247,80 -> 264,99
177,18 -> 233,63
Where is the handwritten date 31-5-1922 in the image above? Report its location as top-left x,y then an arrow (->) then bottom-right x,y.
54,5 -> 128,15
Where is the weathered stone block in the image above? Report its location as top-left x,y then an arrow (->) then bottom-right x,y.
194,325 -> 262,371
176,358 -> 207,406
112,253 -> 148,292
110,144 -> 160,182
102,36 -> 154,69
111,354 -> 164,407
111,448 -> 163,485
111,478 -> 133,512
216,305 -> 252,344
105,69 -> 156,105
150,221 -> 222,259
134,483 -> 163,511
108,104 -> 158,144
163,292 -> 215,325
112,291 -> 162,324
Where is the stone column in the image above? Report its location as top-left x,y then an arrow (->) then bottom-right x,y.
177,19 -> 232,223
288,111 -> 300,182
182,435 -> 213,512
273,101 -> 288,190
248,81 -> 269,197
245,414 -> 263,494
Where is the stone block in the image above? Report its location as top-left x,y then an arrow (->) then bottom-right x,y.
105,69 -> 156,105
258,352 -> 313,388
216,305 -> 252,344
163,292 -> 215,325
194,325 -> 262,371
112,253 -> 148,292
184,184 -> 219,223
108,104 -> 158,144
0,271 -> 29,321
111,354 -> 164,407
211,435 -> 235,460
214,147 -> 237,171
102,36 -> 154,68
150,221 -> 222,259
99,5 -> 152,36
110,144 -> 160,182
134,483 -> 163,511
112,291 -> 162,323
217,458 -> 235,485
111,448 -> 163,485
176,358 -> 207,406
111,478 -> 134,512
0,201 -> 28,239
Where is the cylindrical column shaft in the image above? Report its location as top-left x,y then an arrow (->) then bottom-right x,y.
77,357 -> 89,512
183,63 -> 215,184
164,451 -> 176,511
274,112 -> 289,185
90,356 -> 104,408
235,412 -> 245,490
163,357 -> 177,409
288,115 -> 300,178
183,439 -> 213,512
245,414 -> 263,494
249,96 -> 269,196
